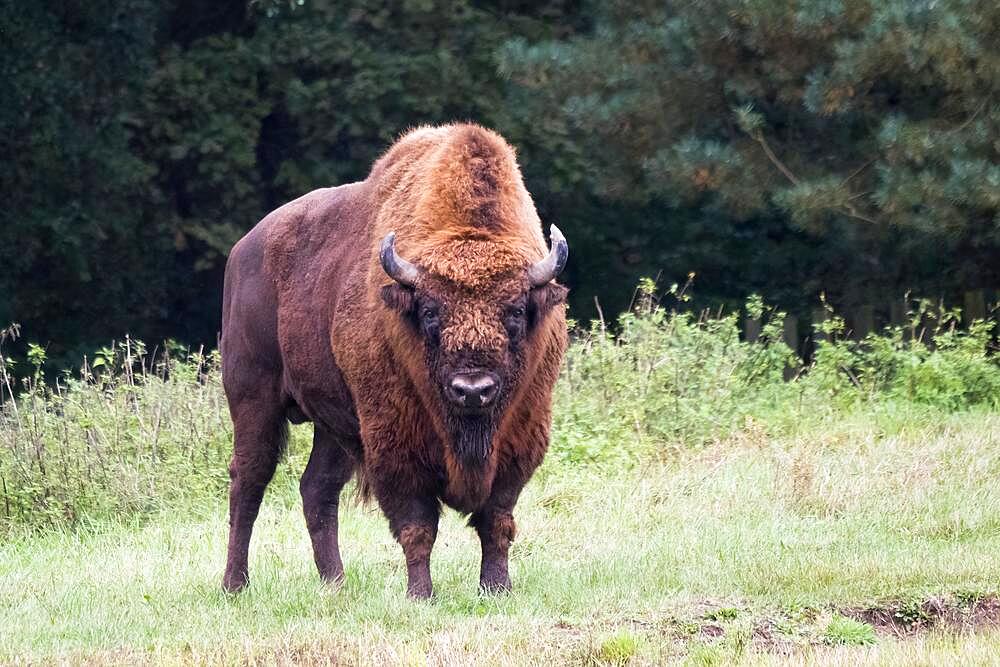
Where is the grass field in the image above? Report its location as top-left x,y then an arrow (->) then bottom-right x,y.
3,410 -> 999,665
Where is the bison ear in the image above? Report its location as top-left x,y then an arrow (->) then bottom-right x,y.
381,283 -> 416,314
528,283 -> 568,325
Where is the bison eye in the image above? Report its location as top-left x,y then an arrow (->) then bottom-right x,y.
417,302 -> 441,343
503,304 -> 528,342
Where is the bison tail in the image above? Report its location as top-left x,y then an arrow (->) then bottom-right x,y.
351,464 -> 375,506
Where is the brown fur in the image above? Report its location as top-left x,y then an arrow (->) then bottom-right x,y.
220,123 -> 567,598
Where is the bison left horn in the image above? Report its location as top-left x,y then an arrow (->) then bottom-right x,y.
380,231 -> 422,287
528,225 -> 569,287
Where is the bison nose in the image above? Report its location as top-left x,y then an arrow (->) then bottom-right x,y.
447,373 -> 499,409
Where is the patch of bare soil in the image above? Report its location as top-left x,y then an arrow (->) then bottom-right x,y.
749,618 -> 798,656
688,594 -> 1000,657
843,594 -> 1000,637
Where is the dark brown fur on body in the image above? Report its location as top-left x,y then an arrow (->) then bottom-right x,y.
220,124 -> 568,598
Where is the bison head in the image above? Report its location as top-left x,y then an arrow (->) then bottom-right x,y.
379,227 -> 568,467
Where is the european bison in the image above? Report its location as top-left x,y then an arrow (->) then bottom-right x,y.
220,124 -> 568,598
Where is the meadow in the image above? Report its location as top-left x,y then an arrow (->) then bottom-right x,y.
2,288 -> 999,665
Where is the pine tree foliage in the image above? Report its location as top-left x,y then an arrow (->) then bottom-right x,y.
500,0 -> 1000,301
0,1 -> 171,357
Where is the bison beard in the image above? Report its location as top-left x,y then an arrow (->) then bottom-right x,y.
448,413 -> 497,467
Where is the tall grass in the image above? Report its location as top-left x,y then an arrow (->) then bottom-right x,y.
0,329 -> 232,532
1,285 -> 997,533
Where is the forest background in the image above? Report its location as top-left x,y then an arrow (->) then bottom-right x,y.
3,0 -> 998,365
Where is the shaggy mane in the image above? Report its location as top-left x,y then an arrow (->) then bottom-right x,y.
369,123 -> 547,287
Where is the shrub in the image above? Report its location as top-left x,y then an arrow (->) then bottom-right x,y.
553,287 -> 999,466
592,631 -> 640,666
802,300 -> 1000,410
551,282 -> 796,466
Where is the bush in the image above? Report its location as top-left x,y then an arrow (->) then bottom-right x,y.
802,300 -> 1000,410
551,282 -> 796,466
822,615 -> 877,646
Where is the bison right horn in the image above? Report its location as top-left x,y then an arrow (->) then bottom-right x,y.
527,225 -> 569,287
380,231 -> 422,288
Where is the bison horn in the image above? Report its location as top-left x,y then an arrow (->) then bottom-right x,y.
380,231 -> 422,287
527,225 -> 569,287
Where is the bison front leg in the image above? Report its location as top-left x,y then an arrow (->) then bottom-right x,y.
381,496 -> 440,599
470,470 -> 531,594
471,506 -> 516,593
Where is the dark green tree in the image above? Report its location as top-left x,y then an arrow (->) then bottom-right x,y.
500,0 -> 1000,313
1,0 -> 585,358
0,1 -> 171,361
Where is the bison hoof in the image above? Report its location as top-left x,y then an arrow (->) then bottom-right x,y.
407,583 -> 433,600
320,570 -> 345,589
222,571 -> 249,594
222,579 -> 247,595
479,579 -> 512,595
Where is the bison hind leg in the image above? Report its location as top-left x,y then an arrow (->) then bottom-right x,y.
300,426 -> 357,584
223,402 -> 288,593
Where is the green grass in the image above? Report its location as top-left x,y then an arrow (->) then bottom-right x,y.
2,411 -> 999,664
822,616 -> 877,646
